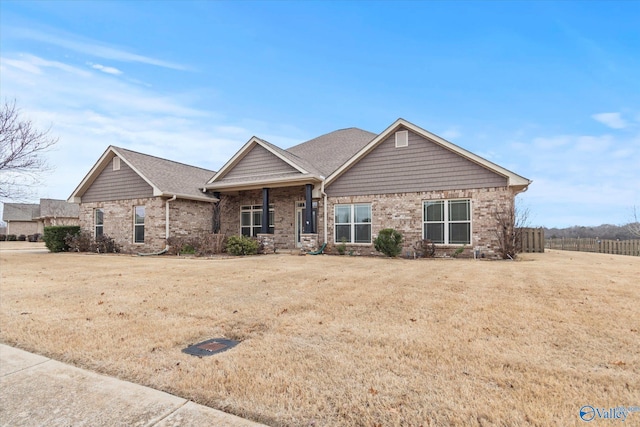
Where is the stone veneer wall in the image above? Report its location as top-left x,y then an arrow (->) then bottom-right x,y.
325,186 -> 515,259
79,197 -> 214,253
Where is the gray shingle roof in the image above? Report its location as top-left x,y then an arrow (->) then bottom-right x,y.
2,203 -> 40,221
112,147 -> 217,200
39,199 -> 79,218
286,128 -> 376,177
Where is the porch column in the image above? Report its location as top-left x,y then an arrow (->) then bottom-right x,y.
261,188 -> 270,234
304,184 -> 313,233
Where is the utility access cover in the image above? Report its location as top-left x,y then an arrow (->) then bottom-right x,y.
182,338 -> 239,356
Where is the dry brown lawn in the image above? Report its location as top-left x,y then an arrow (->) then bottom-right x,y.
1,242 -> 638,426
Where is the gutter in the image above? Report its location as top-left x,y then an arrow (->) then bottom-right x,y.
320,177 -> 328,245
166,195 -> 177,242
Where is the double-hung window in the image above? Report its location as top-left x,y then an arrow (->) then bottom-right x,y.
94,208 -> 104,238
423,199 -> 471,244
134,206 -> 145,243
240,204 -> 274,237
334,204 -> 371,244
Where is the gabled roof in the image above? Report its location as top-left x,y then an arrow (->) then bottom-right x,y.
286,128 -> 376,177
326,118 -> 532,191
205,137 -> 324,191
2,203 -> 40,222
69,146 -> 217,203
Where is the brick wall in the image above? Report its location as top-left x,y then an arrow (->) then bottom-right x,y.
325,186 -> 515,258
79,197 -> 214,253
219,185 -> 515,257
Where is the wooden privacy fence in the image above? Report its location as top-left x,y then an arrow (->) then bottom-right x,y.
519,228 -> 545,253
545,237 -> 640,257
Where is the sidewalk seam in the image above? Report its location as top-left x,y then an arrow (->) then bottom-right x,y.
145,399 -> 189,426
0,358 -> 51,378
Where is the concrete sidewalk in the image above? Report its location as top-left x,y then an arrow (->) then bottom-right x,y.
0,344 -> 267,427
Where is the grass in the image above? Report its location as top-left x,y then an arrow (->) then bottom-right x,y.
1,246 -> 638,426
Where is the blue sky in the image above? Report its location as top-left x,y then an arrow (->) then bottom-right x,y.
1,0 -> 638,228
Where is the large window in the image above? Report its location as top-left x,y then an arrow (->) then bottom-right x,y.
423,199 -> 471,244
335,204 -> 371,244
134,206 -> 145,243
240,204 -> 274,237
94,208 -> 104,238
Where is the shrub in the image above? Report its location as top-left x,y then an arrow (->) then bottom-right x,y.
374,228 -> 403,257
0,234 -> 6,241
337,238 -> 347,255
7,234 -> 17,241
27,233 -> 41,242
414,239 -> 436,258
65,231 -> 120,253
166,233 -> 226,256
225,235 -> 259,256
66,231 -> 93,252
17,234 -> 27,241
94,234 -> 120,253
43,226 -> 80,252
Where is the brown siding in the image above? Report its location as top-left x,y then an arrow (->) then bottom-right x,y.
222,145 -> 299,181
82,158 -> 154,202
326,129 -> 508,197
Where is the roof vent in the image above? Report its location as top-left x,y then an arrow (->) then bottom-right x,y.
395,130 -> 408,148
112,156 -> 121,171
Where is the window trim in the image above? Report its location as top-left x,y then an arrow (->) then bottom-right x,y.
240,204 -> 274,237
334,203 -> 372,244
94,208 -> 104,238
422,199 -> 472,245
134,206 -> 145,244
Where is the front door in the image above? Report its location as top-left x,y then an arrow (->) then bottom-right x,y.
295,201 -> 317,247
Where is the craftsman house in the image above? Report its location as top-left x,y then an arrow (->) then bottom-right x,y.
68,146 -> 217,253
206,118 -> 531,258
69,118 -> 531,257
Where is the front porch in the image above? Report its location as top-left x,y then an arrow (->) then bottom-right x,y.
217,185 -> 323,252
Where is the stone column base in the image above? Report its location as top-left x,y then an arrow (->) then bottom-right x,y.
257,234 -> 276,254
300,233 -> 318,253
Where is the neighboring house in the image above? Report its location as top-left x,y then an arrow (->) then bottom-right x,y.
205,118 -> 531,258
37,198 -> 80,231
68,146 -> 217,253
2,203 -> 40,236
2,199 -> 79,236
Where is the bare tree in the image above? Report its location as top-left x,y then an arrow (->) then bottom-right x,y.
628,206 -> 640,238
0,100 -> 58,201
492,200 -> 530,259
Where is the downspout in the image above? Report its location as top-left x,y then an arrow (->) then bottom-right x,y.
320,177 -> 328,244
166,195 -> 177,245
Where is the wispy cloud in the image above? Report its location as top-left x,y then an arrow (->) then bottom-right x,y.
9,25 -> 189,71
592,112 -> 627,129
89,63 -> 123,75
0,51 -> 304,202
511,119 -> 639,226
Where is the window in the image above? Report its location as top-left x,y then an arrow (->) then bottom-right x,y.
112,156 -> 120,171
240,205 -> 274,236
134,206 -> 145,243
423,199 -> 471,244
335,204 -> 371,243
395,130 -> 408,148
94,208 -> 104,238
